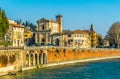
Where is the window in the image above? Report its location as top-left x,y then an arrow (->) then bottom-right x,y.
78,39 -> 80,43
42,25 -> 45,30
82,40 -> 84,42
70,39 -> 73,42
68,40 -> 71,44
21,40 -> 23,43
74,39 -> 77,42
74,34 -> 76,37
82,35 -> 84,37
68,34 -> 71,37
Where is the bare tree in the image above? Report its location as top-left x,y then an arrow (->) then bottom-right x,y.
107,22 -> 120,48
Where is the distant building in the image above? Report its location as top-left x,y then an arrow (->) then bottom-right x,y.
83,24 -> 98,48
103,38 -> 109,46
5,20 -> 24,47
52,30 -> 91,48
35,15 -> 62,45
24,29 -> 33,46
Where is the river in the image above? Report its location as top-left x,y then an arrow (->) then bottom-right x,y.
0,58 -> 120,79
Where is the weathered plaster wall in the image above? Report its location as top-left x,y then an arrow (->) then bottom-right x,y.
0,49 -> 23,69
47,48 -> 120,63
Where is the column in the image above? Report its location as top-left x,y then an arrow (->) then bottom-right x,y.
35,33 -> 38,44
33,54 -> 35,65
45,33 -> 48,45
39,33 -> 41,45
40,53 -> 43,64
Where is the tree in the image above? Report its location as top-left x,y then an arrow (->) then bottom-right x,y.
97,36 -> 104,46
107,22 -> 120,48
22,20 -> 36,31
0,8 -> 9,40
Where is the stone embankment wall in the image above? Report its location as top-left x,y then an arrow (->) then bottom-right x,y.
47,48 -> 120,64
0,48 -> 23,70
0,47 -> 120,75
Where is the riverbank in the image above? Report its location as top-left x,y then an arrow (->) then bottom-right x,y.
1,55 -> 120,77
1,48 -> 120,77
22,55 -> 120,71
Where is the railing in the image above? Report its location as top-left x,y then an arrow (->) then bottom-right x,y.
0,46 -> 24,50
0,46 -> 119,50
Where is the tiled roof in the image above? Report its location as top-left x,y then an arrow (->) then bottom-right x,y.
62,30 -> 87,35
9,23 -> 24,28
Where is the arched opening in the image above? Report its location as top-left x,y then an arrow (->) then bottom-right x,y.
30,54 -> 33,66
26,54 -> 29,66
43,53 -> 46,64
55,38 -> 60,46
41,38 -> 45,45
42,25 -> 45,30
35,54 -> 37,65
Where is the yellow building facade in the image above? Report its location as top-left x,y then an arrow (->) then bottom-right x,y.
5,20 -> 24,47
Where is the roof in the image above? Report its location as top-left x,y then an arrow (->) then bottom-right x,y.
8,19 -> 24,28
56,14 -> 62,17
9,23 -> 24,28
62,30 -> 87,35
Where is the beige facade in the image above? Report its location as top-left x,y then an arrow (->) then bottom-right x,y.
35,15 -> 62,45
52,30 -> 91,48
5,20 -> 24,47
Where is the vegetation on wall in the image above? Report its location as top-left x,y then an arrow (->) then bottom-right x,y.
0,55 -> 8,67
0,41 -> 12,46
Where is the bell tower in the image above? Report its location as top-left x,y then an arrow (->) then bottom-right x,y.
90,24 -> 94,31
56,15 -> 63,33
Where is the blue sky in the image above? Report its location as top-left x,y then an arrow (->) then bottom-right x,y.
0,0 -> 120,36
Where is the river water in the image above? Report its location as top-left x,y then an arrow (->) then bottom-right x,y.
1,58 -> 120,79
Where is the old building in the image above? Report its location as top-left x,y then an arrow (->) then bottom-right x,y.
83,24 -> 98,48
52,30 -> 91,48
24,29 -> 33,46
35,15 -> 62,45
5,20 -> 24,47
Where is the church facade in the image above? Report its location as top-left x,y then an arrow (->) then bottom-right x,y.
35,15 -> 62,45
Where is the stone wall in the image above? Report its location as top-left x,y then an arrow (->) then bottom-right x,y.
0,48 -> 23,70
0,47 -> 120,72
47,48 -> 120,64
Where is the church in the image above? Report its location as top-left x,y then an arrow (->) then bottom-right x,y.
35,15 -> 63,46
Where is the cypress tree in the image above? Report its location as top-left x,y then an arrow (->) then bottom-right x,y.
0,8 -> 9,40
0,8 -> 3,38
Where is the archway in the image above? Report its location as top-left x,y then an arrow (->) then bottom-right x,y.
55,38 -> 60,46
26,54 -> 29,66
41,38 -> 45,45
35,54 -> 38,65
30,54 -> 33,66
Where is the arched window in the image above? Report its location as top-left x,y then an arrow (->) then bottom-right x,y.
42,26 -> 44,30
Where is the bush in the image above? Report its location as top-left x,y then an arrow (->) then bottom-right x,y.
0,41 -> 12,46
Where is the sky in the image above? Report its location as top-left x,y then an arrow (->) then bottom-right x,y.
0,0 -> 120,36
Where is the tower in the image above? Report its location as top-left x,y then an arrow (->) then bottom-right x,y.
90,24 -> 94,31
56,15 -> 62,33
